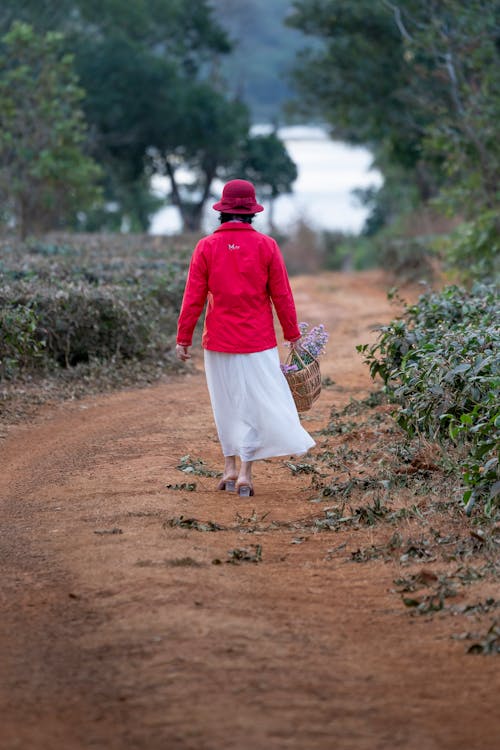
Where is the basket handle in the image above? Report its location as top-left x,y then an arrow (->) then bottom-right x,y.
286,344 -> 318,367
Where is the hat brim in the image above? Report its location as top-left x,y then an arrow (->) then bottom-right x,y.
212,200 -> 264,214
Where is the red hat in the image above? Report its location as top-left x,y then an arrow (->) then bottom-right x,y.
212,179 -> 264,214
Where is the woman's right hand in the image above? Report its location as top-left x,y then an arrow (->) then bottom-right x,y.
175,344 -> 192,361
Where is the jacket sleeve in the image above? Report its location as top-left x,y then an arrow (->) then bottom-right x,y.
267,242 -> 301,342
176,242 -> 208,346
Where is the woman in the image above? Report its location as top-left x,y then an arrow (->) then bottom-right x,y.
176,179 -> 315,496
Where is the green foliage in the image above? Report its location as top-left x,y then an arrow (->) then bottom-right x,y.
359,285 -> 499,513
0,2 -> 254,233
288,1 -> 500,231
288,1 -> 413,147
354,162 -> 422,237
437,211 -> 500,283
210,0 -> 307,121
448,409 -> 499,517
375,236 -> 436,283
9,283 -> 166,367
322,231 -> 434,275
236,133 -> 298,200
321,231 -> 352,271
417,2 -> 500,215
75,0 -> 236,231
73,7 -> 249,233
149,84 -> 250,231
0,235 -> 190,377
0,1 -> 230,68
7,0 -> 307,129
232,131 -> 298,230
0,22 -> 102,237
0,304 -> 43,378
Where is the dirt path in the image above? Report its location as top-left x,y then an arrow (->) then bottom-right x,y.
1,270 -> 498,750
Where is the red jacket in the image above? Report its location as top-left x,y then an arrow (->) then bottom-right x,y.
177,222 -> 301,353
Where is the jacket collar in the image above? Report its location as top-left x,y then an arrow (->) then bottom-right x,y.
214,222 -> 256,233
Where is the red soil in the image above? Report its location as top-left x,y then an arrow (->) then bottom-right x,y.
1,271 -> 498,750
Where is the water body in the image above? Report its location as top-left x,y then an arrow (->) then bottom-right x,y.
150,125 -> 382,236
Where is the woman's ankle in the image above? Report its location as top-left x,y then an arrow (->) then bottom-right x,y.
224,456 -> 237,477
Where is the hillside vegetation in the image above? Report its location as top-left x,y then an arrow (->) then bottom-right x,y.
210,0 -> 307,122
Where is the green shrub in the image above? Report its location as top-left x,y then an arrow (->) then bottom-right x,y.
438,211 -> 500,283
359,285 -> 499,514
39,285 -> 157,365
0,235 -> 190,377
376,235 -> 436,282
0,280 -> 178,368
0,304 -> 44,378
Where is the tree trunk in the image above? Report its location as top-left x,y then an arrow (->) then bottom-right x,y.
415,161 -> 437,202
265,195 -> 274,233
164,159 -> 188,228
187,166 -> 216,232
182,203 -> 204,232
165,159 -> 215,233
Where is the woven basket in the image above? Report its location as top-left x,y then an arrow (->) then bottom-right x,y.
283,347 -> 321,412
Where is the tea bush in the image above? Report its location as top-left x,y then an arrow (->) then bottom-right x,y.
359,285 -> 499,515
0,234 -> 191,379
0,282 -> 172,368
0,303 -> 43,378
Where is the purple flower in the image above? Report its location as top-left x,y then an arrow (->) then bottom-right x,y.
281,363 -> 299,373
283,321 -> 329,369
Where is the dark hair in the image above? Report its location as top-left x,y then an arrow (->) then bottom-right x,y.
219,212 -> 255,224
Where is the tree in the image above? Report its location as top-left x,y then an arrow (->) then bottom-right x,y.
0,1 -> 231,67
0,1 -> 238,232
287,1 -> 500,223
0,2 -> 302,234
210,0 -> 307,121
0,22 -> 102,237
288,2 -> 422,156
400,1 -> 500,214
73,30 -> 183,230
234,132 -> 298,231
149,85 -> 250,231
72,1 -> 235,231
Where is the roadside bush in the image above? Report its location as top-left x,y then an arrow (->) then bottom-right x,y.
359,285 -> 499,515
281,220 -> 325,274
322,232 -> 378,271
0,234 -> 190,379
0,280 -> 177,370
321,230 -> 350,270
0,303 -> 43,377
0,236 -> 191,290
376,235 -> 436,282
437,210 -> 500,283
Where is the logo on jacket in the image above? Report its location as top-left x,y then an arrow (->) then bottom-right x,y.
228,243 -> 240,250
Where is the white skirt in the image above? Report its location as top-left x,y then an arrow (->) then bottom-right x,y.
204,347 -> 316,462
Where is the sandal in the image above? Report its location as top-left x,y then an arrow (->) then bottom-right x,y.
236,482 -> 254,497
217,478 -> 236,492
